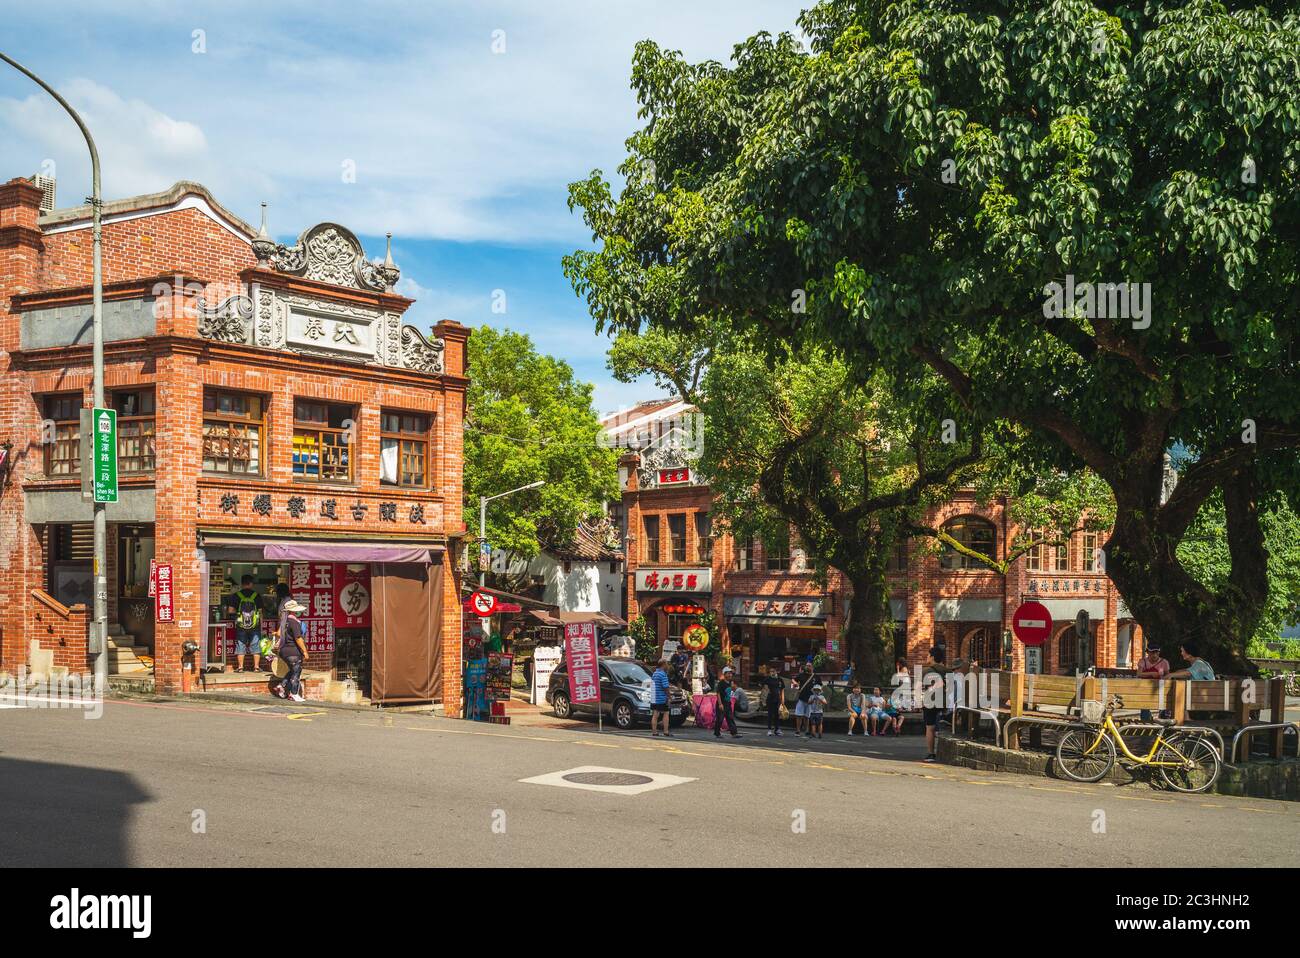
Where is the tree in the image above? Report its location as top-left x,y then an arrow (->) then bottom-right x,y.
700,342 -> 987,680
465,326 -> 619,588
565,2 -> 1300,671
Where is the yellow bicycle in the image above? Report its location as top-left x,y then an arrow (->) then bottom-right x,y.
1054,694 -> 1222,793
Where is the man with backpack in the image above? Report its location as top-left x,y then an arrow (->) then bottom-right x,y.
227,574 -> 264,673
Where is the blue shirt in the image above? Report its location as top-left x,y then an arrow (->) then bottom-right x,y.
1187,659 -> 1215,681
651,668 -> 669,705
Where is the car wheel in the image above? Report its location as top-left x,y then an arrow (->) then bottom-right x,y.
552,692 -> 572,719
669,714 -> 687,728
613,699 -> 635,730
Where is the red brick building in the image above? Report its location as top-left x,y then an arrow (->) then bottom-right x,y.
610,401 -> 1140,683
1,176 -> 467,707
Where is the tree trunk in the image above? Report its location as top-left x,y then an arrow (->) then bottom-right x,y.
843,565 -> 893,684
1105,468 -> 1265,675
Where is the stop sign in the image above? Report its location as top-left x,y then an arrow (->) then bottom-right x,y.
1011,600 -> 1052,647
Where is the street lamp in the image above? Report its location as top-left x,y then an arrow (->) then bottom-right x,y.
1,51 -> 107,691
479,480 -> 545,587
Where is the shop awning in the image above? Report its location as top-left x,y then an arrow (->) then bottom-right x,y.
198,531 -> 444,564
525,609 -> 627,630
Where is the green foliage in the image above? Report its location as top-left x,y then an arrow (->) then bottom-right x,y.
465,326 -> 619,563
629,615 -> 658,661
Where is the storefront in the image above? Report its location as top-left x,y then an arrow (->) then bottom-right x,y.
725,594 -> 829,678
633,566 -> 713,653
199,532 -> 445,703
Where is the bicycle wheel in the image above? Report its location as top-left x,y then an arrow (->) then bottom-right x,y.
1158,736 -> 1221,793
1055,728 -> 1115,782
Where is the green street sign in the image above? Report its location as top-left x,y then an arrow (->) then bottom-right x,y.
91,407 -> 117,503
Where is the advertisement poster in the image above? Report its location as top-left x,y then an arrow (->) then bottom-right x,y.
290,562 -> 336,654
333,563 -> 372,629
464,659 -> 488,721
486,652 -> 514,702
564,621 -> 599,704
531,645 -> 562,706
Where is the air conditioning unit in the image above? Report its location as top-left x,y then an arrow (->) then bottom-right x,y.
30,173 -> 56,213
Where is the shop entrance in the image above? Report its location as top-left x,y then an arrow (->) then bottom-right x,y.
203,559 -> 373,698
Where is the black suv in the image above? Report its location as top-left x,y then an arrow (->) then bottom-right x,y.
547,658 -> 689,730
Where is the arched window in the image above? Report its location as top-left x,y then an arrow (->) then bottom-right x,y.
961,627 -> 1001,667
939,517 -> 996,570
1056,624 -> 1095,674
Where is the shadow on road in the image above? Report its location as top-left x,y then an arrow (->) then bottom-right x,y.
0,756 -> 152,866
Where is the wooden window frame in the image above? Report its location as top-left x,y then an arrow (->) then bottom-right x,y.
380,409 -> 433,490
112,388 -> 156,474
292,399 -> 356,484
643,515 -> 661,563
202,389 -> 266,477
668,513 -> 687,563
695,512 -> 712,563
41,393 -> 83,478
939,517 -> 997,571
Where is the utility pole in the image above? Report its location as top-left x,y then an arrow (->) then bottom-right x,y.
478,480 -> 546,588
1,52 -> 107,691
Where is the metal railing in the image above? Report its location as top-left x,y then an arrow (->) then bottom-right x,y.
951,705 -> 1001,744
1230,722 -> 1300,764
1002,714 -> 1077,749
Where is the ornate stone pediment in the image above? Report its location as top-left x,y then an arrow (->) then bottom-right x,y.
196,292 -> 253,344
253,221 -> 399,293
401,324 -> 445,374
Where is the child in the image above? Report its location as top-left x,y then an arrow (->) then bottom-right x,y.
867,686 -> 889,735
807,683 -> 827,739
846,683 -> 868,735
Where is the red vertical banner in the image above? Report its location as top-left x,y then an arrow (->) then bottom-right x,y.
290,561 -> 336,655
154,563 -> 174,622
333,563 -> 372,629
564,621 -> 599,704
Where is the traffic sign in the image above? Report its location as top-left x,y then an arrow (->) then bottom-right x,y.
469,590 -> 498,617
1011,600 -> 1052,647
91,407 -> 118,503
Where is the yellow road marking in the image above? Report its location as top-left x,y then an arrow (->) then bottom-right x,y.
285,711 -> 326,721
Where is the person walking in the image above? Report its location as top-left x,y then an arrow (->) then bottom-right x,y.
650,659 -> 672,737
760,664 -> 785,736
277,599 -> 308,703
794,662 -> 816,735
713,665 -> 740,738
227,574 -> 264,673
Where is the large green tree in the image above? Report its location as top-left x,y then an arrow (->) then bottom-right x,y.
465,326 -> 619,585
566,0 -> 1300,671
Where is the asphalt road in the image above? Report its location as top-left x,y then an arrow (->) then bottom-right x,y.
1,696 -> 1296,867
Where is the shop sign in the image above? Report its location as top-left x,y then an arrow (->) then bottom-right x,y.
657,467 -> 691,485
635,568 -> 711,593
486,652 -> 514,701
531,645 -> 562,706
148,559 -> 157,598
564,621 -> 600,704
464,659 -> 488,721
1026,578 -> 1104,594
333,564 -> 372,629
723,596 -> 824,619
290,562 -> 336,654
154,563 -> 174,622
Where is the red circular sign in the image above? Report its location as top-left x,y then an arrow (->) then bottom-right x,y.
469,590 -> 498,617
681,624 -> 710,652
1011,600 -> 1052,647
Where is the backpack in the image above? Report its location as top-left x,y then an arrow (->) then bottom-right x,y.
234,590 -> 260,630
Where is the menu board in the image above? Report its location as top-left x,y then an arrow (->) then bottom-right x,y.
486,653 -> 514,702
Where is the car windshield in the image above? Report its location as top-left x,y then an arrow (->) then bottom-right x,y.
604,660 -> 650,685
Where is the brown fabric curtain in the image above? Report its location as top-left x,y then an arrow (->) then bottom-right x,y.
371,562 -> 443,704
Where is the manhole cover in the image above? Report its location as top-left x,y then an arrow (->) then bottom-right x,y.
562,771 -> 654,787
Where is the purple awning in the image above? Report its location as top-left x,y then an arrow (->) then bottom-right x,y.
262,543 -> 435,563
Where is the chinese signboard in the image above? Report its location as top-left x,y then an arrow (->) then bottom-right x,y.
723,596 -> 825,620
289,562 -> 336,654
634,568 -> 712,593
657,467 -> 691,485
80,407 -> 118,503
486,652 -> 514,702
333,564 -> 372,629
564,621 -> 600,704
154,563 -> 174,622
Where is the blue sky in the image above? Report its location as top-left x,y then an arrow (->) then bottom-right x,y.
0,0 -> 806,413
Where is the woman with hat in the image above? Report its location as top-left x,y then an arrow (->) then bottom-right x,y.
276,599 -> 309,702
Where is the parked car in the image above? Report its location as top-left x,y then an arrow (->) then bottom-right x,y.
547,658 -> 689,730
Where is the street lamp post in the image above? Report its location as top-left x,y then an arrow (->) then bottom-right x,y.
478,480 -> 545,588
1,52 -> 107,691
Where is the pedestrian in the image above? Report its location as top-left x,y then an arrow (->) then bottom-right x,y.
713,665 -> 740,738
650,658 -> 672,737
867,686 -> 889,735
277,599 -> 308,703
921,645 -> 954,763
794,661 -> 816,735
806,683 -> 826,738
759,664 -> 785,737
227,574 -> 263,673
